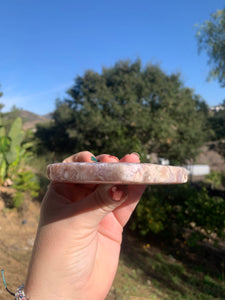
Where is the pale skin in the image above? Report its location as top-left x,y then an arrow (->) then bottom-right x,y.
25,151 -> 146,300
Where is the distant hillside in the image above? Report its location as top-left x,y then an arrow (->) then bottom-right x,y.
18,110 -> 52,131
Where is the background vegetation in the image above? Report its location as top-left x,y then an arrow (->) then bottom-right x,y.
35,60 -> 209,164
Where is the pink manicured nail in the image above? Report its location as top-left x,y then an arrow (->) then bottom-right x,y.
108,155 -> 119,161
109,186 -> 127,201
131,152 -> 140,159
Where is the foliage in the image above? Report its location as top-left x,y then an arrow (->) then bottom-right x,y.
208,104 -> 225,140
205,171 -> 225,189
0,117 -> 32,184
196,9 -> 225,86
9,171 -> 40,208
35,60 -> 208,164
11,191 -> 24,209
35,120 -> 72,160
130,183 -> 225,243
207,102 -> 225,157
13,171 -> 40,198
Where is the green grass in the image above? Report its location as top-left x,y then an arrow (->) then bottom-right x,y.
106,233 -> 225,300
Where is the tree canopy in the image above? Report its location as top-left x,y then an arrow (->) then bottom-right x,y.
35,60 -> 208,164
209,101 -> 225,141
196,8 -> 225,86
208,101 -> 225,157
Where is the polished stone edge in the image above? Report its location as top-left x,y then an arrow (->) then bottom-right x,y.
47,162 -> 188,185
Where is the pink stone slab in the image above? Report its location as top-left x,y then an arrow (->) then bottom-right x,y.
47,163 -> 188,185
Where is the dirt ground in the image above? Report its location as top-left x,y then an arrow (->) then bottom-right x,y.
0,192 -> 39,299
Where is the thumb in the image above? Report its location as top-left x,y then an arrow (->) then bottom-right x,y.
73,184 -> 128,227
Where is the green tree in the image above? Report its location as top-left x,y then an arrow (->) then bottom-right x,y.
196,8 -> 225,86
36,60 -> 207,164
209,106 -> 225,141
207,101 -> 225,157
35,99 -> 74,159
196,7 -> 225,154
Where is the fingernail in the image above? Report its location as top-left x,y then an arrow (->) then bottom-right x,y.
109,186 -> 128,201
108,155 -> 119,162
131,152 -> 140,159
91,156 -> 98,162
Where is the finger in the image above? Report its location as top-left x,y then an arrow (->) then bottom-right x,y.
111,152 -> 145,226
69,184 -> 128,228
96,154 -> 119,162
63,151 -> 96,163
62,151 -> 97,190
112,184 -> 146,227
120,153 -> 140,163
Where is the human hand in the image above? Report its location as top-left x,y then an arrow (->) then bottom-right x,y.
25,151 -> 146,300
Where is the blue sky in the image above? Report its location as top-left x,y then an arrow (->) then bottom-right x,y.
0,0 -> 225,115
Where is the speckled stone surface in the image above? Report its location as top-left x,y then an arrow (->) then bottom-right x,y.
47,162 -> 188,185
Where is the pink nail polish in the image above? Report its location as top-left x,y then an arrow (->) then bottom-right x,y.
108,155 -> 119,161
131,152 -> 140,159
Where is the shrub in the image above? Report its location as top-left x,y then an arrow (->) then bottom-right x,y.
12,191 -> 24,208
12,171 -> 40,208
204,171 -> 225,189
130,183 -> 225,243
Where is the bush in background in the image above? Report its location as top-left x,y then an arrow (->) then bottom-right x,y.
10,171 -> 40,208
204,171 -> 225,189
130,183 -> 225,245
